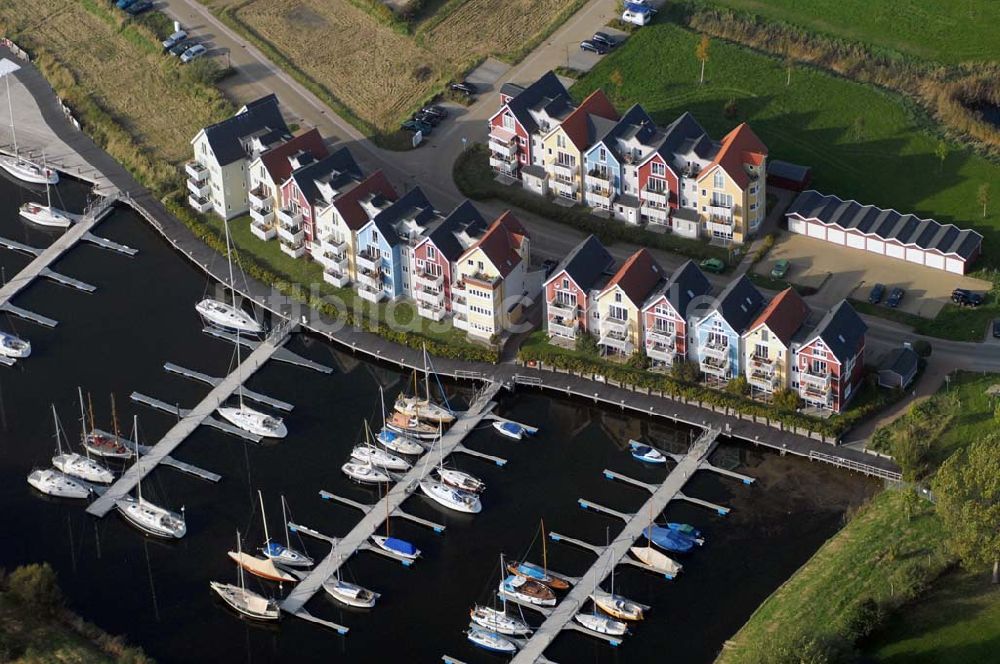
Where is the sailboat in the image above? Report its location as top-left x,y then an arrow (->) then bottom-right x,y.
352,421 -> 411,470
80,391 -> 131,459
260,495 -> 313,568
211,530 -> 281,621
370,481 -> 420,560
342,459 -> 392,484
195,217 -> 263,335
384,411 -> 438,440
666,522 -> 705,544
642,524 -> 696,554
499,574 -> 556,607
629,441 -> 667,464
574,611 -> 627,637
0,68 -> 58,185
27,468 -> 90,499
629,502 -> 681,577
466,626 -> 518,654
216,327 -> 286,438
471,554 -> 533,637
50,404 -> 113,484
115,416 -> 187,539
376,386 -> 425,455
393,347 -> 455,424
228,491 -> 296,583
591,527 -> 644,621
419,479 -> 481,514
507,520 -> 569,590
323,556 -> 379,608
19,154 -> 77,228
0,330 -> 30,358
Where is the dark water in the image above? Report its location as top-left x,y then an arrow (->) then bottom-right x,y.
0,173 -> 878,663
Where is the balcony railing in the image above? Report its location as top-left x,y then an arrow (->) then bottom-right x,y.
548,317 -> 578,338
316,251 -> 348,272
600,315 -> 629,336
357,268 -> 382,290
645,328 -> 675,347
250,205 -> 274,225
356,251 -> 379,273
277,207 -> 302,226
279,239 -> 306,258
599,332 -> 633,354
489,140 -> 517,159
641,204 -> 669,224
548,162 -> 576,179
547,300 -> 578,319
358,284 -> 386,303
320,235 -> 347,257
186,178 -> 210,198
417,302 -> 445,321
415,269 -> 444,289
748,370 -> 779,391
277,223 -> 303,244
416,287 -> 444,306
451,295 -> 468,313
185,161 -> 208,182
250,219 -> 276,241
188,194 -> 212,214
642,187 -> 668,207
707,203 -> 734,224
646,342 -> 675,364
585,187 -> 613,208
490,155 -> 518,172
586,169 -> 612,186
800,369 -> 832,389
750,355 -> 776,375
248,186 -> 271,209
700,354 -> 729,376
323,268 -> 350,288
701,340 -> 729,360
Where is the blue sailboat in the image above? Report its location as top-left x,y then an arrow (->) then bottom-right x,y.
643,525 -> 696,554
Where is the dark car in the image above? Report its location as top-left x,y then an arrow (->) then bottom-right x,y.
699,257 -> 726,274
421,105 -> 448,120
868,283 -> 885,305
952,288 -> 984,307
401,119 -> 432,135
125,0 -> 153,15
169,39 -> 196,57
449,81 -> 477,96
886,287 -> 904,308
580,40 -> 609,55
993,319 -> 1000,339
413,111 -> 440,126
592,32 -> 618,50
116,0 -> 136,8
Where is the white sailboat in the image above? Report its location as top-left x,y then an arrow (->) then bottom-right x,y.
323,556 -> 379,608
80,391 -> 131,459
431,422 -> 485,494
50,404 -> 113,484
341,460 -> 392,484
574,611 -> 627,637
471,555 -> 533,637
115,416 -> 187,539
18,155 -> 77,228
211,530 -> 281,621
352,443 -> 411,471
419,479 -> 481,514
376,386 -> 425,455
216,327 -> 286,438
0,330 -> 30,358
591,527 -> 644,621
27,468 -> 89,499
393,346 -> 455,424
1,67 -> 59,185
630,502 -> 682,577
195,216 -> 263,335
260,494 -> 313,568
466,626 -> 518,654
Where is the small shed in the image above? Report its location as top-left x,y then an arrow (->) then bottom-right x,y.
767,160 -> 812,192
878,346 -> 919,389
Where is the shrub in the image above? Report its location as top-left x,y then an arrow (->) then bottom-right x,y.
575,330 -> 599,356
627,350 -> 650,370
726,375 -> 749,396
772,387 -> 800,412
7,563 -> 62,617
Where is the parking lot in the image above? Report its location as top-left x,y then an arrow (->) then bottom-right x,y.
755,233 -> 992,318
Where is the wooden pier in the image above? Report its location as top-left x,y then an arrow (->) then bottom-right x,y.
163,362 -> 294,412
92,428 -> 221,482
202,327 -> 333,374
128,392 -> 262,443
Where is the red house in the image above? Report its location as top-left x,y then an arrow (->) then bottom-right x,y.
640,260 -> 712,368
793,300 -> 867,413
489,71 -> 572,179
635,112 -> 711,227
543,235 -> 614,343
278,147 -> 362,255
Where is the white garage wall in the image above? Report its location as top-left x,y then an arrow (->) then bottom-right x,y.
867,239 -> 885,254
905,248 -> 924,264
925,254 -> 945,270
846,233 -> 866,249
828,229 -> 845,245
945,258 -> 964,274
886,244 -> 905,259
807,222 -> 826,240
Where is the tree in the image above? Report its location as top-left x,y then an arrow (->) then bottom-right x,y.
978,182 -> 991,218
671,360 -> 700,384
627,350 -> 650,370
575,330 -> 599,356
7,563 -> 63,616
772,388 -> 800,412
696,34 -> 710,84
935,140 -> 949,173
932,434 -> 1000,584
726,375 -> 749,396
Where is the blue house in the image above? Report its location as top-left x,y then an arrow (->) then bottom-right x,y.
582,104 -> 658,223
693,274 -> 764,384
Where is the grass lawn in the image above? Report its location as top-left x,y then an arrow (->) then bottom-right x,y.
850,298 -> 999,343
863,568 -> 1000,664
697,0 -> 1000,64
572,22 -> 1000,269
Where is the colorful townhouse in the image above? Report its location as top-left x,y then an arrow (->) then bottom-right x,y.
695,123 -> 768,244
594,249 -> 665,357
543,235 -> 615,343
453,212 -> 534,340
742,287 -> 810,397
581,104 -> 658,222
187,95 -> 291,220
640,260 -> 713,369
539,89 -> 620,202
247,128 -> 328,241
692,274 -> 765,385
791,300 -> 867,413
313,170 -> 398,287
490,71 -> 573,184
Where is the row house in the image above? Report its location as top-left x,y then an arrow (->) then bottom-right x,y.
247,128 -> 328,241
693,275 -> 766,386
187,94 -> 290,219
792,301 -> 867,412
595,249 -> 665,357
696,123 -> 768,243
743,288 -> 810,397
640,260 -> 713,369
543,235 -> 615,343
582,104 -> 658,223
539,90 -> 619,203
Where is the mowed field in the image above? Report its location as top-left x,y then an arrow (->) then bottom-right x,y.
232,0 -> 583,133
700,0 -> 1000,64
0,0 -> 228,165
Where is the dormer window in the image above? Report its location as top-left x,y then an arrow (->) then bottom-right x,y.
599,147 -> 607,161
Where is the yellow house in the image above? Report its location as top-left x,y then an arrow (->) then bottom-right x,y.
594,249 -> 664,357
540,89 -> 619,202
742,288 -> 810,396
696,123 -> 768,245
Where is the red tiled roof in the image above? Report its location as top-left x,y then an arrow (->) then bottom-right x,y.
699,123 -> 767,189
259,128 -> 328,184
602,248 -> 663,307
748,287 -> 809,346
469,211 -> 528,278
558,89 -> 619,150
330,170 -> 398,231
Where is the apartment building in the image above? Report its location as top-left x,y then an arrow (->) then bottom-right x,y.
742,287 -> 810,397
247,128 -> 328,241
594,249 -> 664,357
692,275 -> 765,385
539,90 -> 619,203
792,300 -> 867,413
543,235 -> 615,344
640,260 -> 713,369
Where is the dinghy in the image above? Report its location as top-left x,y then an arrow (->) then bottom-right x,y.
211,531 -> 280,621
643,524 -> 696,553
499,575 -> 556,606
629,441 -> 667,464
590,590 -> 644,621
493,420 -> 524,440
629,546 -> 682,577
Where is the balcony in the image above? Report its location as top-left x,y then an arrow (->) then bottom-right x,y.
415,269 -> 444,290
585,186 -> 614,209
465,271 -> 500,288
488,139 -> 517,159
250,219 -> 276,241
641,204 -> 669,225
277,222 -> 304,244
707,203 -> 734,224
700,354 -> 730,377
490,154 -> 518,172
551,178 -> 578,199
800,368 -> 831,392
453,311 -> 469,330
358,284 -> 386,303
451,295 -> 468,314
248,186 -> 271,209
416,286 -> 444,307
320,235 -> 347,257
701,340 -> 729,361
316,250 -> 348,272
642,187 -> 668,207
645,328 -> 676,347
277,207 -> 302,227
323,268 -> 350,288
585,169 -> 612,189
417,302 -> 445,321
548,316 -> 578,339
279,238 -> 306,258
646,342 -> 676,364
748,357 -> 778,391
250,204 -> 274,225
547,300 -> 578,319
185,161 -> 208,182
599,332 -> 633,355
188,194 -> 212,214
356,250 -> 379,273
357,267 -> 382,290
548,162 -> 576,180
600,314 -> 629,336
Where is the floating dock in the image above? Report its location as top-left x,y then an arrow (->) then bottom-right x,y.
92,428 -> 221,482
202,327 -> 333,374
163,362 -> 294,412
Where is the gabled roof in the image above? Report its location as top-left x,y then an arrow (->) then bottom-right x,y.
595,104 -> 658,162
425,200 -> 489,262
201,94 -> 290,166
879,346 -> 919,378
786,190 -> 983,260
602,248 -> 663,308
643,260 -> 712,318
698,123 -> 766,189
748,288 -> 809,347
706,274 -> 765,333
547,235 -> 614,292
259,128 -> 328,185
651,111 -> 713,166
503,71 -> 572,135
558,89 -> 620,151
288,147 -> 362,207
807,300 -> 867,363
330,170 -> 397,231
369,187 -> 437,247
468,211 -> 528,279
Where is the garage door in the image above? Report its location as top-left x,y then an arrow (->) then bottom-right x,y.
846,233 -> 866,249
867,239 -> 884,254
827,229 -> 845,245
807,222 -> 826,240
905,248 -> 924,265
885,244 -> 905,259
945,258 -> 964,274
788,217 -> 806,234
924,254 -> 944,270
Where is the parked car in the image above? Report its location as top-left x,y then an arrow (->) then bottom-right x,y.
770,259 -> 790,279
413,111 -> 440,126
580,40 -> 609,55
169,39 -> 196,57
180,44 -> 207,64
449,81 -> 477,97
591,32 -> 618,50
700,257 -> 726,274
116,0 -> 137,9
421,105 -> 448,120
868,283 -> 885,305
886,287 -> 905,308
401,119 -> 433,135
951,288 -> 984,307
993,319 -> 1000,339
162,30 -> 188,51
125,0 -> 153,15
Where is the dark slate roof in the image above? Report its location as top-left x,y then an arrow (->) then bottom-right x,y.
654,111 -> 713,164
709,274 -> 765,333
548,234 -> 615,292
203,94 -> 289,166
288,147 -> 362,207
499,82 -> 525,98
645,260 -> 712,318
426,200 -> 489,262
370,186 -> 437,247
880,346 -> 919,378
768,159 -> 811,181
787,190 -> 983,260
810,300 -> 867,364
597,104 -> 658,162
504,71 -> 572,135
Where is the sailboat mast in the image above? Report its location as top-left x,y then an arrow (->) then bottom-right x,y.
423,344 -> 431,404
87,393 -> 96,437
6,76 -> 17,157
51,404 -> 62,455
281,496 -> 291,549
541,518 -> 548,576
223,218 -> 236,305
237,530 -> 248,601
258,490 -> 271,546
42,153 -> 50,207
379,386 -> 387,428
133,415 -> 142,504
111,394 -> 120,441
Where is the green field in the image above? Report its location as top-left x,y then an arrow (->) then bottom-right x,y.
573,21 -> 1000,267
699,0 -> 1000,64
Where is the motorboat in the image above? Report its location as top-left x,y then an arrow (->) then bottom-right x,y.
323,577 -> 379,608
666,522 -> 705,544
419,479 -> 481,514
590,590 -> 644,621
351,444 -> 410,471
469,605 -> 532,636
19,202 -> 77,228
195,298 -> 264,335
226,550 -> 296,583
467,626 -> 517,654
342,461 -> 391,484
629,546 -> 682,577
0,155 -> 58,184
493,420 -> 524,440
629,441 -> 667,464
210,530 -> 280,621
116,494 -> 186,539
643,524 -> 696,553
259,495 -> 313,568
574,612 -> 627,637
53,452 -> 112,484
27,468 -> 89,499
506,560 -> 569,590
498,575 -> 556,606
217,405 -> 287,438
0,331 -> 30,358
385,411 -> 438,440
376,428 -> 425,455
394,393 -> 455,424
436,467 -> 485,494
370,535 -> 420,561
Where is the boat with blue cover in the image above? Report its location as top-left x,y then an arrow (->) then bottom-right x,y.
666,522 -> 705,544
629,441 -> 667,464
643,525 -> 696,553
371,535 -> 420,561
493,420 -> 524,440
506,560 -> 569,590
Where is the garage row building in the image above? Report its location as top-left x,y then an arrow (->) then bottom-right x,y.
543,236 -> 868,413
786,190 -> 983,274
